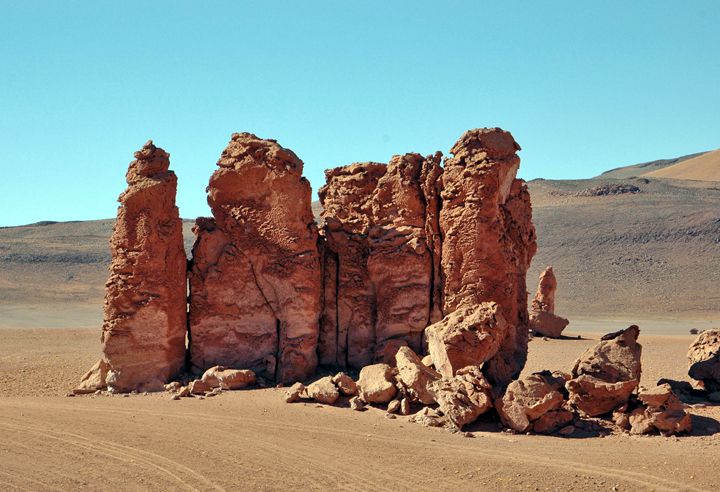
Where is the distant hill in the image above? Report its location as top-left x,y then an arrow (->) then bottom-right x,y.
2,151 -> 719,328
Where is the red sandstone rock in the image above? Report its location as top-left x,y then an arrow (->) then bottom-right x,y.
200,366 -> 256,390
357,363 -> 397,403
188,133 -> 321,384
304,376 -> 340,405
319,153 -> 444,368
687,329 -> 720,392
101,141 -> 187,393
395,346 -> 440,405
529,267 -> 569,338
332,372 -> 358,396
428,366 -> 493,428
425,303 -> 508,378
74,359 -> 110,394
496,370 -> 567,432
566,325 -> 642,416
440,129 -> 536,387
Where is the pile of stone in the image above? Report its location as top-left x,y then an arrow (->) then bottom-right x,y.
287,325 -> 693,437
688,329 -> 720,395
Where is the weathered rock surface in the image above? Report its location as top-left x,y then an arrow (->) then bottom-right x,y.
319,152 -> 444,369
188,133 -> 321,384
200,366 -> 256,390
613,384 -> 692,435
440,129 -> 536,387
395,346 -> 440,404
426,303 -> 507,378
304,376 -> 340,405
101,141 -> 187,393
566,325 -> 642,416
428,366 -> 493,428
529,267 -> 569,338
687,329 -> 720,392
357,363 -> 397,403
496,370 -> 568,432
285,382 -> 305,403
331,372 -> 358,396
74,359 -> 110,394
408,407 -> 444,427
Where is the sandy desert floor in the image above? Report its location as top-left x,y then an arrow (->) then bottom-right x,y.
1,322 -> 719,491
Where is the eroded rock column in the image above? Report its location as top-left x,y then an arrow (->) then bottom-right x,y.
188,133 -> 321,383
439,128 -> 537,386
102,141 -> 187,392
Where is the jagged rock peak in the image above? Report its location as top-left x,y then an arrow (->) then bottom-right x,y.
218,132 -> 303,175
128,140 -> 170,180
449,127 -> 521,160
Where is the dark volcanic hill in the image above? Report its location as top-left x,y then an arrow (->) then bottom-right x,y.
1,152 -> 719,328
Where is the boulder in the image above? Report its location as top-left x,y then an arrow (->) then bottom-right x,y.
426,303 -> 508,378
440,128 -> 537,386
532,409 -> 575,434
387,400 -> 401,414
349,396 -> 366,411
628,384 -> 692,435
408,407 -> 444,427
331,372 -> 358,396
304,376 -> 340,405
428,366 -> 493,428
566,325 -> 642,416
496,370 -> 567,432
101,141 -> 187,392
189,379 -> 212,395
395,346 -> 440,404
200,366 -> 256,390
357,363 -> 397,404
687,329 -> 720,392
285,382 -> 305,403
188,133 -> 321,384
74,359 -> 110,394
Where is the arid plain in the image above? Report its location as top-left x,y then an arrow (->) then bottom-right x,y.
1,150 -> 719,491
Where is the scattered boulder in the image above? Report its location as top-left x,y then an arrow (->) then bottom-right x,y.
532,409 -> 575,434
349,396 -> 366,411
687,329 -> 720,392
566,325 -> 642,417
304,376 -> 340,405
387,400 -> 401,414
395,346 -> 440,404
496,370 -> 568,432
189,379 -> 212,395
164,381 -> 182,393
426,303 -> 508,378
101,141 -> 187,393
613,384 -> 692,436
332,372 -> 358,396
408,407 -> 444,427
400,398 -> 411,415
357,364 -> 398,404
201,366 -> 256,390
285,382 -> 305,403
428,366 -> 493,428
74,359 -> 110,394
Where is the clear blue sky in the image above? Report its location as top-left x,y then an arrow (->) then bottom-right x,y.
1,1 -> 718,226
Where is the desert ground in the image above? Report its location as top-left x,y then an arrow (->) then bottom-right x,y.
0,321 -> 718,491
1,153 -> 719,491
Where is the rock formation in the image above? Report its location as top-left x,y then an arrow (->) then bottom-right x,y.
612,384 -> 692,436
318,152 -> 444,369
188,133 -> 322,384
687,329 -> 720,392
496,370 -> 570,433
100,141 -> 187,392
566,325 -> 642,416
395,346 -> 440,404
529,267 -> 569,338
428,366 -> 494,428
439,128 -> 537,387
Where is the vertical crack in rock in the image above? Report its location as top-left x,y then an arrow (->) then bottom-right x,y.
101,140 -> 187,392
188,133 -> 321,383
319,153 -> 444,368
439,128 -> 537,387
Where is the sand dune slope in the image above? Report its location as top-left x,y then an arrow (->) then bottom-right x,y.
644,149 -> 720,181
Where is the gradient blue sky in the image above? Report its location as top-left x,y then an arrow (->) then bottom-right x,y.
1,1 -> 718,226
